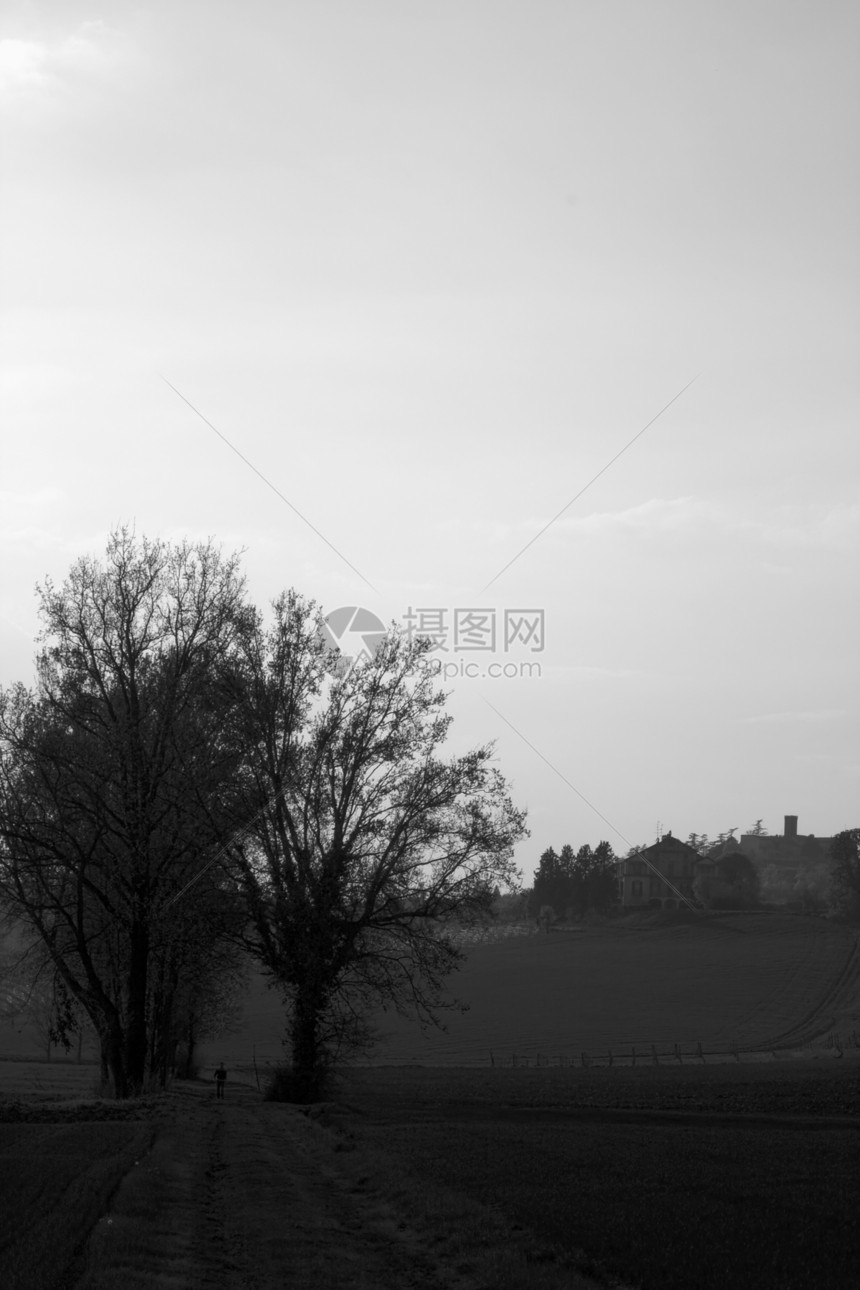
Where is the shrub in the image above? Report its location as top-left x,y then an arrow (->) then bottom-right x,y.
264,1064 -> 330,1103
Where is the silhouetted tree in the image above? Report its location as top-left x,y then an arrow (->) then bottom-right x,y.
529,847 -> 563,917
829,829 -> 860,922
530,840 -> 616,919
695,852 -> 760,909
222,596 -> 527,1099
0,529 -> 247,1096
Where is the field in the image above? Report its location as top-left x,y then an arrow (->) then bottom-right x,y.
337,1060 -> 860,1290
199,910 -> 860,1072
0,1055 -> 858,1288
1,911 -> 859,1288
0,1059 -> 102,1102
0,1115 -> 154,1290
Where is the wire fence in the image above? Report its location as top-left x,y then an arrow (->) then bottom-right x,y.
490,1031 -> 860,1069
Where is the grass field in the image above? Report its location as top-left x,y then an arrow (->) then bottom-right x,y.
338,1061 -> 860,1290
2,910 -> 858,1289
0,1118 -> 154,1290
199,911 -> 860,1072
0,1059 -> 102,1103
1,1056 -> 858,1289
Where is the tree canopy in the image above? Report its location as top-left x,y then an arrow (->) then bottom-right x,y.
0,531 -> 251,1093
528,840 -> 617,921
0,531 -> 527,1098
218,593 -> 527,1096
829,829 -> 860,921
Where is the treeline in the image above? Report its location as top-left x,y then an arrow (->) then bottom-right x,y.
528,842 -> 617,922
0,529 -> 524,1099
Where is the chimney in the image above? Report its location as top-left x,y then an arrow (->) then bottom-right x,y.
784,815 -> 798,840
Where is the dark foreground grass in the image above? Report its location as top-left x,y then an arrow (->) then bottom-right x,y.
341,1063 -> 860,1290
0,1119 -> 154,1290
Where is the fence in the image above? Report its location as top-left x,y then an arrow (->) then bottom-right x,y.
489,1032 -> 860,1069
214,1028 -> 860,1087
823,1028 -> 860,1054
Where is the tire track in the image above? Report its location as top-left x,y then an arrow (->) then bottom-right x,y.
755,929 -> 860,1050
72,1081 -> 491,1290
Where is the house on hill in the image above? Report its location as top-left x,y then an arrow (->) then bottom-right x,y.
740,815 -> 832,879
618,833 -> 714,910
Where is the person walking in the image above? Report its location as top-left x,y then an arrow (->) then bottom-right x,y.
214,1062 -> 227,1099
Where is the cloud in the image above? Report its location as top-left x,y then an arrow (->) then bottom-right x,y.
454,494 -> 860,556
742,709 -> 846,726
750,502 -> 860,552
558,496 -> 721,536
0,486 -> 62,512
456,496 -> 724,546
0,38 -> 46,90
542,663 -> 641,682
0,22 -> 115,99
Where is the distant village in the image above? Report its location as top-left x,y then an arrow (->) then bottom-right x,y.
518,815 -> 842,924
616,815 -> 832,913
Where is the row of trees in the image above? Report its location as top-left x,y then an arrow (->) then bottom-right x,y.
526,824 -> 860,919
830,829 -> 860,920
0,530 -> 526,1098
528,842 -> 617,923
689,825 -> 860,918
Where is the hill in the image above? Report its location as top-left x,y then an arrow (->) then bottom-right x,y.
4,911 -> 856,1070
197,911 -> 860,1071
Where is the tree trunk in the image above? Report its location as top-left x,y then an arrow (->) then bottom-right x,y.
123,920 -> 149,1093
185,1019 -> 197,1080
290,984 -> 327,1101
99,1023 -> 128,1099
109,1046 -> 129,1100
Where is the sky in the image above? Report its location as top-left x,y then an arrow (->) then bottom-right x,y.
1,0 -> 858,878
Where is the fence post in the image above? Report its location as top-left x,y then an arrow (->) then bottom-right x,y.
608,1048 -> 613,1068
697,1040 -> 704,1063
632,1046 -> 636,1067
490,1049 -> 495,1067
675,1043 -> 682,1064
732,1038 -> 740,1063
652,1043 -> 659,1066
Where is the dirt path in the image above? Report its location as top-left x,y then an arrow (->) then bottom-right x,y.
73,1081 -> 481,1290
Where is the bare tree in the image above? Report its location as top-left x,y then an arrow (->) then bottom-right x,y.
830,829 -> 860,921
0,529 -> 247,1096
222,593 -> 527,1098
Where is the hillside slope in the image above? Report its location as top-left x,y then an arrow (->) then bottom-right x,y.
198,912 -> 860,1071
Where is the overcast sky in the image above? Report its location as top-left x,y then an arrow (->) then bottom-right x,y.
2,0 -> 858,874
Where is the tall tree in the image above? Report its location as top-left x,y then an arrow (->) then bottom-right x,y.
0,529 -> 247,1096
529,847 -> 564,918
589,840 -> 618,912
222,594 -> 527,1098
829,829 -> 860,921
695,852 -> 760,909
